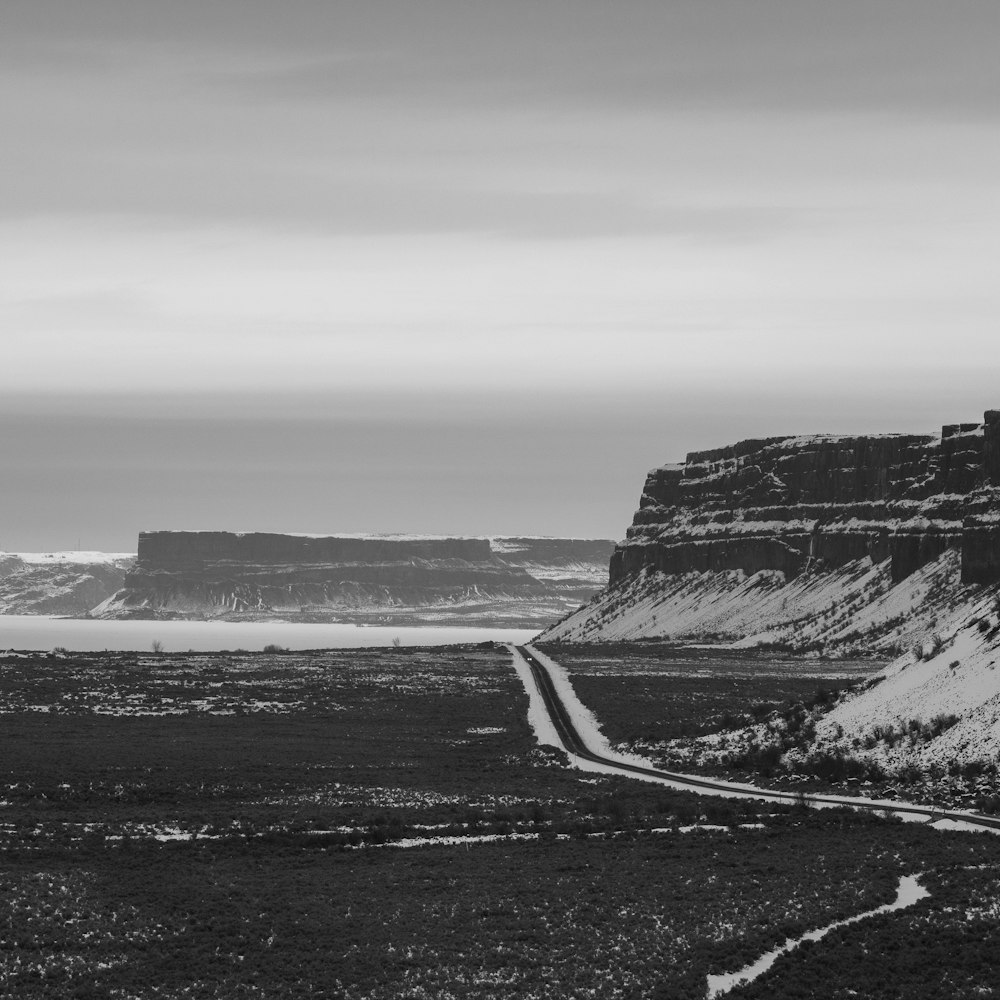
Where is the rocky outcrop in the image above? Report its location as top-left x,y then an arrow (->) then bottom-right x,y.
962,514 -> 1000,585
542,410 -> 1000,647
985,410 -> 1000,486
0,553 -> 135,615
93,532 -> 615,628
613,413 -> 1000,590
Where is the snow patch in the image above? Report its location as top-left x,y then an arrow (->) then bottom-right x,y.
706,875 -> 929,998
7,552 -> 134,565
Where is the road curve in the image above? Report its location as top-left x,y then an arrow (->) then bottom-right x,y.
516,644 -> 1000,834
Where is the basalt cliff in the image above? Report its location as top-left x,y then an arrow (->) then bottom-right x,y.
93,532 -> 614,628
542,409 -> 1000,651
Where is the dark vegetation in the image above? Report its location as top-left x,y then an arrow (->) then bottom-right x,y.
0,646 -> 613,843
537,641 -> 874,745
731,864 -> 1000,1000
1,643 -> 999,998
2,806 -> 999,999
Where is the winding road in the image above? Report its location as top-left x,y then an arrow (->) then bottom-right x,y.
516,644 -> 1000,834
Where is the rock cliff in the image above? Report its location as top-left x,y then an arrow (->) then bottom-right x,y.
541,409 -> 1000,649
93,532 -> 615,628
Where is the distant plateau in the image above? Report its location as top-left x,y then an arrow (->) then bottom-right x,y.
0,534 -> 615,629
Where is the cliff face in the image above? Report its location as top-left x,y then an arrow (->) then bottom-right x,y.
615,417 -> 1000,588
489,536 -> 612,601
93,532 -> 615,627
134,531 -> 492,571
542,410 -> 1000,648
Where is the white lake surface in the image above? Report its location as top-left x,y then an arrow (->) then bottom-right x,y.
0,616 -> 539,652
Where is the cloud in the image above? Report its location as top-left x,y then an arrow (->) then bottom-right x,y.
5,2 -> 998,246
185,2 -> 1000,119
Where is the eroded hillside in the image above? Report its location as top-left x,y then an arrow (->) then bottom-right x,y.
541,410 -> 1000,768
0,552 -> 134,615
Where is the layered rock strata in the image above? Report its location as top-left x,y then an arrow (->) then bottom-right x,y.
542,410 -> 1000,647
93,532 -> 615,627
614,413 -> 1000,589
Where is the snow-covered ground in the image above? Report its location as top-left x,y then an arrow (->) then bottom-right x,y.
814,587 -> 1000,768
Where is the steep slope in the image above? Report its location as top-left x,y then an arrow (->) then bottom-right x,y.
812,593 -> 1000,770
541,409 -> 1000,776
0,552 -> 135,615
542,409 -> 1000,651
654,585 -> 1000,782
543,550 -> 981,656
93,531 -> 615,628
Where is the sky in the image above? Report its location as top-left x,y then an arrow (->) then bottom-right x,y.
3,0 -> 1000,550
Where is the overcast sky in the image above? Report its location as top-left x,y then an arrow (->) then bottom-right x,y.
3,1 -> 1000,550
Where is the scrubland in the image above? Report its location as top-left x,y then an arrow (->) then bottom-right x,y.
546,642 -> 1000,815
1,644 -> 998,998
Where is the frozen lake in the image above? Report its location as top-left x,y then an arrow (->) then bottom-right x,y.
0,616 -> 539,652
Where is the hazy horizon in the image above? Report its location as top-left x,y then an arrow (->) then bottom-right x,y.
4,1 -> 1000,550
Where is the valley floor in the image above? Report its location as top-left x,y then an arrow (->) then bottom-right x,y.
1,643 -> 998,998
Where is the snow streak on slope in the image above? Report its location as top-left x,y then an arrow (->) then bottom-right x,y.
815,588 -> 1000,769
541,548 -> 1000,769
541,551 -> 974,657
0,553 -> 135,616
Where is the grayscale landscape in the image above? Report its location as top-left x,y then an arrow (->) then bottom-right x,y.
4,2 -> 1000,998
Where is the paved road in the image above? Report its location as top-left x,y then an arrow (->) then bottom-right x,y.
517,644 -> 1000,834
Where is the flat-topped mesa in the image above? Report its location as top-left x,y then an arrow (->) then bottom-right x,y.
612,410 -> 1000,587
136,531 -> 491,571
122,531 -> 534,616
96,531 -> 616,624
